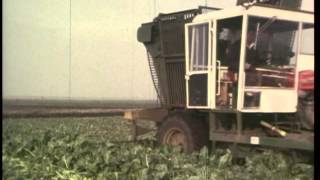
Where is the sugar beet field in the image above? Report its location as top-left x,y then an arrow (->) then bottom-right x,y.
3,116 -> 314,180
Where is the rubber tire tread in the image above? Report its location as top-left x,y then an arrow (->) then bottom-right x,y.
157,112 -> 208,153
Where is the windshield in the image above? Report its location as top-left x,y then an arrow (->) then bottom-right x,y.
244,16 -> 299,88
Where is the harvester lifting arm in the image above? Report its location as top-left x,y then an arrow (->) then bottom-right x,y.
254,16 -> 277,49
254,23 -> 260,50
259,16 -> 277,33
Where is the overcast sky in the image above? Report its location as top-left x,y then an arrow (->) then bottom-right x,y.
3,0 -> 313,101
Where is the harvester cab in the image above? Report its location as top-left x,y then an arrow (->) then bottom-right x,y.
132,3 -> 314,153
185,5 -> 314,113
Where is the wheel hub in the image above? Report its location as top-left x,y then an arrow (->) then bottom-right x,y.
163,128 -> 187,151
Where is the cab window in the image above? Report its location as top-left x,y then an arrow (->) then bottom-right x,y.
244,16 -> 299,88
300,23 -> 314,55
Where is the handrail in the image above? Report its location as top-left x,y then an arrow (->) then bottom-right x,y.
216,60 -> 221,95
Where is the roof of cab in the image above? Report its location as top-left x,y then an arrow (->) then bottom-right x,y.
193,4 -> 314,24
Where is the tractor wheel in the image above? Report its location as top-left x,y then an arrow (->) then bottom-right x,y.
157,113 -> 208,153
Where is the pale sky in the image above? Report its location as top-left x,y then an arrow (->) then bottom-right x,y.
3,0 -> 313,101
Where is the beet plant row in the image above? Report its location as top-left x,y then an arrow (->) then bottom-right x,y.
3,117 -> 313,179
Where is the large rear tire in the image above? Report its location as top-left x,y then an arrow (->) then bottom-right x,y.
157,113 -> 208,153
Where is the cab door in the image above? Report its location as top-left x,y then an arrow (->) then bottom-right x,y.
185,21 -> 213,108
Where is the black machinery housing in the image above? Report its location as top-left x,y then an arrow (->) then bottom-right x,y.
137,7 -> 219,108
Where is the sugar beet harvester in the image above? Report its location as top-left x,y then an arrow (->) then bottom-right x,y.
124,4 -> 314,153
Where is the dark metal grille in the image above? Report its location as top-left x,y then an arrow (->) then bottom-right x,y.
159,12 -> 197,57
166,62 -> 186,106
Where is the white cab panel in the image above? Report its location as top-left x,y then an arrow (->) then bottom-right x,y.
241,88 -> 297,113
